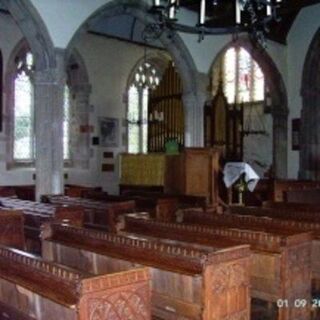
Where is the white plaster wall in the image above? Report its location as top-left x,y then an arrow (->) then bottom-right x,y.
287,3 -> 320,178
0,13 -> 36,186
67,33 -> 164,194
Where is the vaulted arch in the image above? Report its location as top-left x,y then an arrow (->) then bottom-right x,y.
209,36 -> 288,178
0,0 -> 55,70
66,0 -> 203,146
301,27 -> 320,179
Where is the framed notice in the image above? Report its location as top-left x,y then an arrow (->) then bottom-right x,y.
99,117 -> 119,147
292,118 -> 300,151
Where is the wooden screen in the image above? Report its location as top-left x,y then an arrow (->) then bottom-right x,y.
148,63 -> 184,152
0,50 -> 2,132
204,81 -> 243,161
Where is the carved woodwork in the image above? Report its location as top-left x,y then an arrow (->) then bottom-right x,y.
204,80 -> 243,161
123,214 -> 312,320
226,205 -> 320,295
148,62 -> 184,153
0,244 -> 151,320
0,209 -> 25,249
42,223 -> 251,320
41,195 -> 136,232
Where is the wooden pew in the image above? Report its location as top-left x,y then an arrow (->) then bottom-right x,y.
0,208 -> 25,249
273,179 -> 320,202
0,244 -> 151,320
64,184 -> 102,198
284,189 -> 320,204
123,213 -> 312,320
183,208 -> 320,296
0,197 -> 84,253
81,190 -> 206,221
264,201 -> 320,212
228,205 -> 320,223
42,223 -> 251,320
41,195 -> 136,231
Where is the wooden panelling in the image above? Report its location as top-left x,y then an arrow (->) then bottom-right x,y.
124,214 -> 312,320
0,209 -> 25,249
42,223 -> 251,320
0,245 -> 151,320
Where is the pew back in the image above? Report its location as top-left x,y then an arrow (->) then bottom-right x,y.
0,244 -> 151,320
123,214 -> 312,320
0,209 -> 25,249
42,223 -> 251,320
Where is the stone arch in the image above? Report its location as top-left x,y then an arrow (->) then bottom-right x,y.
0,0 -> 55,70
4,39 -> 33,168
0,49 -> 2,132
300,28 -> 320,179
66,0 -> 202,146
209,36 -> 288,178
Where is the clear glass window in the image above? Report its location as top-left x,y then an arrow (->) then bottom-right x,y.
13,51 -> 34,161
127,62 -> 161,154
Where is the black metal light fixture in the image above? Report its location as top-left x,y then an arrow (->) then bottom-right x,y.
145,0 -> 283,46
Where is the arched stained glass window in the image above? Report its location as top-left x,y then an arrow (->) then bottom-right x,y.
223,47 -> 264,104
127,62 -> 161,154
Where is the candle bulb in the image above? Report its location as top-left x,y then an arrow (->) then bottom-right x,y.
169,0 -> 176,20
199,0 -> 206,25
267,0 -> 272,16
236,0 -> 241,24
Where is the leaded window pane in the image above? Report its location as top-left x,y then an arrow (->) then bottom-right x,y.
127,62 -> 160,154
224,48 -> 236,104
142,88 -> 149,154
63,85 -> 71,160
128,124 -> 139,154
223,47 -> 265,104
14,70 -> 33,160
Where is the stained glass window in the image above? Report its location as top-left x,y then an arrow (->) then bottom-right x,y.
13,51 -> 34,161
127,62 -> 160,154
223,47 -> 264,104
63,85 -> 71,160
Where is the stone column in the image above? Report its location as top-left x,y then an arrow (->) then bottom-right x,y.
300,90 -> 320,180
183,92 -> 203,147
273,108 -> 288,179
34,50 -> 65,200
70,83 -> 91,169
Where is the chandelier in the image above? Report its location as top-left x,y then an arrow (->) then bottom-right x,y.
144,0 -> 283,46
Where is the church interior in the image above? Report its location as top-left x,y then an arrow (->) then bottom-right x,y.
0,0 -> 320,319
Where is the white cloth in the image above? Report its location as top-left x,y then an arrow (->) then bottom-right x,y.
223,162 -> 260,192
